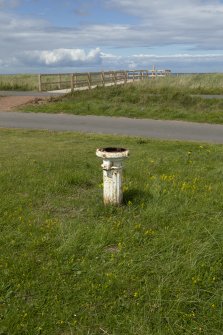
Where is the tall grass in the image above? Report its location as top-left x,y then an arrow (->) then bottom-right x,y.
0,74 -> 38,91
137,73 -> 223,94
1,129 -> 223,334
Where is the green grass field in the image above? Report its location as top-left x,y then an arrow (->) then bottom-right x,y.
1,129 -> 223,334
22,77 -> 223,124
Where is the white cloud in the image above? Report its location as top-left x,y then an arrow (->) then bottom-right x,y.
17,48 -> 102,67
2,49 -> 223,73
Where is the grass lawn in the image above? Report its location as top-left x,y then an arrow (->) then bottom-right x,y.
22,79 -> 223,124
1,129 -> 223,334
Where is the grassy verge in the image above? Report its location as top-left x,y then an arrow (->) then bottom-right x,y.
1,129 -> 223,334
22,78 -> 223,124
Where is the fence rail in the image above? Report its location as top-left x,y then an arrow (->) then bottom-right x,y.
38,69 -> 171,92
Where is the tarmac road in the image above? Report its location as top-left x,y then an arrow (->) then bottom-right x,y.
0,111 -> 223,144
0,90 -> 65,97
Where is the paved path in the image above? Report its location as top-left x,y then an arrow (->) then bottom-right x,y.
0,111 -> 223,144
0,90 -> 64,97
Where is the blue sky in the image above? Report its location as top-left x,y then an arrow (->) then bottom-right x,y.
1,0 -> 223,73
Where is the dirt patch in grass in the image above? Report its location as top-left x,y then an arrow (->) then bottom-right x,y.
0,96 -> 47,111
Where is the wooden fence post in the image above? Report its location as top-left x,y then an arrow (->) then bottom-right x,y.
101,72 -> 105,87
140,71 -> 143,81
58,74 -> 62,89
152,65 -> 156,80
87,73 -> 91,90
124,71 -> 128,84
113,72 -> 117,85
38,74 -> 42,92
71,74 -> 74,92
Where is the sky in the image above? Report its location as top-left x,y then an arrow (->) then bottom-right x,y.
1,0 -> 223,73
